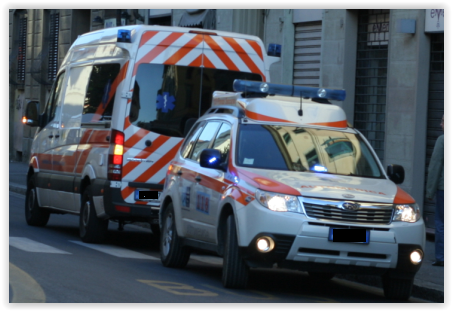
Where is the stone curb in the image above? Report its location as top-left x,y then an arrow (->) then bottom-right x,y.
336,273 -> 443,302
8,185 -> 443,302
10,184 -> 26,196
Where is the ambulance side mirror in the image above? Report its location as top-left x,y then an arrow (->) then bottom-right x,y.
22,101 -> 40,127
387,164 -> 405,184
200,149 -> 224,171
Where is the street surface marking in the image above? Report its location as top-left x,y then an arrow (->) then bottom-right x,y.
9,262 -> 46,303
138,280 -> 218,296
190,254 -> 223,265
9,237 -> 71,254
202,284 -> 277,300
70,241 -> 158,260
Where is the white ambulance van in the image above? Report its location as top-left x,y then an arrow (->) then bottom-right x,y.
22,25 -> 278,243
159,80 -> 425,300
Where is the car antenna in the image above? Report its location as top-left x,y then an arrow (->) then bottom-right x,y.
296,86 -> 303,116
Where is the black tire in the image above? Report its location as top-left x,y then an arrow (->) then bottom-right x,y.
382,276 -> 414,301
25,178 -> 50,227
79,185 -> 109,243
222,214 -> 249,288
160,203 -> 190,268
308,271 -> 335,281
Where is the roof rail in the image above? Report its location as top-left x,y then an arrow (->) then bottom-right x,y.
205,105 -> 245,118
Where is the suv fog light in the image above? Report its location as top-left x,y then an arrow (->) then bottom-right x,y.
410,249 -> 423,265
256,236 -> 275,253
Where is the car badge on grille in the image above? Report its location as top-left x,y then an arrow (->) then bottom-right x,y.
342,194 -> 355,199
342,202 -> 360,211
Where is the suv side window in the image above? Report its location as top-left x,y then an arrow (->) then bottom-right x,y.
212,122 -> 231,165
189,121 -> 221,162
181,121 -> 205,159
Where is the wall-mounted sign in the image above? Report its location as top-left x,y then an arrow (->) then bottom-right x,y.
425,9 -> 444,33
149,9 -> 171,17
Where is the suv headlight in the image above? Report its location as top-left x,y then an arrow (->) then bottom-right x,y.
255,189 -> 302,213
392,203 -> 421,223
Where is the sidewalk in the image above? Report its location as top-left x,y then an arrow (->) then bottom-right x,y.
9,160 -> 444,302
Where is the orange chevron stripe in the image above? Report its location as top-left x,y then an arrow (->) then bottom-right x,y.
246,39 -> 264,60
139,31 -> 159,48
134,141 -> 183,183
189,54 -> 203,67
204,35 -> 239,71
164,34 -> 203,65
122,135 -> 170,177
222,37 -> 264,77
308,120 -> 348,128
133,32 -> 185,76
245,110 -> 295,123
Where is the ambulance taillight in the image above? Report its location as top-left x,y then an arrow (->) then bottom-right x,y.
108,129 -> 124,181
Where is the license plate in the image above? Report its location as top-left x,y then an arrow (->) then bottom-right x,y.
134,190 -> 161,201
328,228 -> 370,244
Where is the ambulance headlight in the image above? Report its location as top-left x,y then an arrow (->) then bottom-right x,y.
255,189 -> 302,213
392,203 -> 421,223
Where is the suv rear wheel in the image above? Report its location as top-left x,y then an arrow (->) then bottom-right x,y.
222,214 -> 249,288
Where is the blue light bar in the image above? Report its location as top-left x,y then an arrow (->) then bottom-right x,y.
312,165 -> 328,172
233,80 -> 346,101
117,29 -> 132,43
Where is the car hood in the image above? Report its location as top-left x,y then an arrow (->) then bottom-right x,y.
237,168 -> 401,204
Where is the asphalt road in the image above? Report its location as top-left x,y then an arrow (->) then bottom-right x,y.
9,192 -> 429,303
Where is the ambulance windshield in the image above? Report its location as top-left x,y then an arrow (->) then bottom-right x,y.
237,124 -> 384,178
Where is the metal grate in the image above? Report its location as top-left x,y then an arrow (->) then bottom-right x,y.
48,13 -> 59,81
354,9 -> 390,161
304,202 -> 393,224
17,17 -> 27,82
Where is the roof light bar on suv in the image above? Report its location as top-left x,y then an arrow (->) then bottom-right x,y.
233,79 -> 346,101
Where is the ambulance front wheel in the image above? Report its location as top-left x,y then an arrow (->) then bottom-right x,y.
160,203 -> 190,268
222,214 -> 249,289
25,178 -> 50,227
79,185 -> 109,243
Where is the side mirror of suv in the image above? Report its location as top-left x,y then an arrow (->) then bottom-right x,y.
200,149 -> 224,171
387,164 -> 405,184
23,101 -> 41,127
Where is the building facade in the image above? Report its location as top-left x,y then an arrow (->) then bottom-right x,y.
9,9 -> 443,231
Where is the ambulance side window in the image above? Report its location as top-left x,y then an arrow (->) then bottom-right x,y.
44,71 -> 66,127
82,63 -> 121,124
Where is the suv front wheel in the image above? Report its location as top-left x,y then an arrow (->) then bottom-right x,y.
222,214 -> 249,288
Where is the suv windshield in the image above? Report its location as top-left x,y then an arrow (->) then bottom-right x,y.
237,124 -> 383,178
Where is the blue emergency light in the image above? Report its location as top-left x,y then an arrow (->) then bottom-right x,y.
233,80 -> 346,101
117,29 -> 132,43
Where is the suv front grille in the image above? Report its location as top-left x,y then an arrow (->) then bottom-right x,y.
303,200 -> 393,224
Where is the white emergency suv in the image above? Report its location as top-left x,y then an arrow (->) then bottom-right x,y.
22,25 -> 278,243
159,80 -> 425,300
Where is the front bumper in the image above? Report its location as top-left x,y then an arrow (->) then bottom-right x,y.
237,201 -> 425,277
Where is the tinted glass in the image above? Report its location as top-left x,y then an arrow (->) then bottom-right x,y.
237,124 -> 383,178
190,122 -> 221,161
130,64 -> 261,137
82,63 -> 121,123
181,121 -> 205,159
212,123 -> 231,165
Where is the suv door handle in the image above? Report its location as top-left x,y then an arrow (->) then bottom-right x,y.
48,135 -> 54,138
55,134 -> 60,138
195,175 -> 201,182
177,170 -> 182,176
